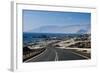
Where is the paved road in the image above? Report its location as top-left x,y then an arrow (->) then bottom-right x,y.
25,47 -> 88,62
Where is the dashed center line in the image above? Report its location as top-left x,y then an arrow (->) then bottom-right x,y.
55,51 -> 58,61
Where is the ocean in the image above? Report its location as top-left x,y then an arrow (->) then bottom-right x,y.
23,32 -> 88,46
23,33 -> 67,44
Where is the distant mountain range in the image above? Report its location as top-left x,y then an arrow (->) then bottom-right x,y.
28,24 -> 91,34
77,29 -> 90,34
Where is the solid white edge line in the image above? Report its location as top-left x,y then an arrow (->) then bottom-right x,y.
24,49 -> 47,62
71,51 -> 89,59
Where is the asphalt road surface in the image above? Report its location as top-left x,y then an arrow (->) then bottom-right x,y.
25,47 -> 88,62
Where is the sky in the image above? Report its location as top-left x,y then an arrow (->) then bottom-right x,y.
23,10 -> 91,33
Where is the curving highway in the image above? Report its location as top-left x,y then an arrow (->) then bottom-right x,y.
25,47 -> 88,62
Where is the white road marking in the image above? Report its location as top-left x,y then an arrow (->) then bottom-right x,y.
25,49 -> 47,62
55,51 -> 58,61
71,51 -> 89,59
